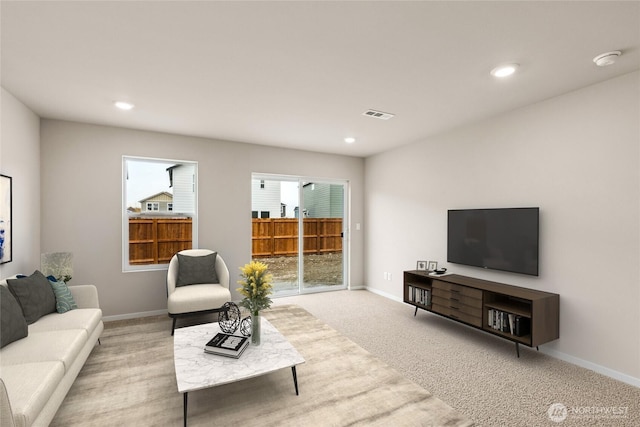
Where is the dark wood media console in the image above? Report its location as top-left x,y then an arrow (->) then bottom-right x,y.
404,271 -> 559,357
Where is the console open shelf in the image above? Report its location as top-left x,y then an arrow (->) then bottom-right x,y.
403,271 -> 559,357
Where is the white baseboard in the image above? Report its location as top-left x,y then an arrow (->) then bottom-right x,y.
540,348 -> 640,388
102,309 -> 167,322
365,286 -> 403,303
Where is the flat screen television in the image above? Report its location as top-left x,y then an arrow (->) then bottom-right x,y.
447,207 -> 539,276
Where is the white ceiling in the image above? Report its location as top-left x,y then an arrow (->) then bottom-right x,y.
2,1 -> 639,158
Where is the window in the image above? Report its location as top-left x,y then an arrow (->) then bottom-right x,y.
123,156 -> 198,271
146,202 -> 159,212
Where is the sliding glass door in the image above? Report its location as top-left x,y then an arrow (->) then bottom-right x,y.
300,181 -> 344,292
251,174 -> 347,295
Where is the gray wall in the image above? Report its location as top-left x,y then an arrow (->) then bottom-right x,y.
364,71 -> 640,384
38,120 -> 365,318
0,88 -> 41,278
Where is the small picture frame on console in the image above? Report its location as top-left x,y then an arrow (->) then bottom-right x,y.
416,261 -> 427,271
427,261 -> 438,271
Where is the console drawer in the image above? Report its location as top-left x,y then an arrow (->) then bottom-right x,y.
431,296 -> 482,317
431,303 -> 482,327
432,280 -> 482,300
432,288 -> 482,308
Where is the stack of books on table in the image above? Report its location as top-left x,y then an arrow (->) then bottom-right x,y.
204,333 -> 249,358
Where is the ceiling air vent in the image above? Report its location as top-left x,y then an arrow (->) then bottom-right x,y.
362,109 -> 395,120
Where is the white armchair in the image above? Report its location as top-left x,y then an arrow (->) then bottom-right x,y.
166,249 -> 231,335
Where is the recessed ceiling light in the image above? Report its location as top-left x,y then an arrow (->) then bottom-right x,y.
114,101 -> 134,110
490,63 -> 519,78
344,137 -> 356,144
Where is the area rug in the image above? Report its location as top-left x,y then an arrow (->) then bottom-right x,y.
51,305 -> 473,426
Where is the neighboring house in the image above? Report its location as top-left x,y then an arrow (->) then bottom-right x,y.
252,179 -> 282,218
302,183 -> 343,218
139,191 -> 173,213
167,164 -> 196,214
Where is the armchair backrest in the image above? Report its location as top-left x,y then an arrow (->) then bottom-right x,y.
166,249 -> 230,296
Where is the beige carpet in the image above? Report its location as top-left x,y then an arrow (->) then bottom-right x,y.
51,305 -> 473,426
275,290 -> 640,427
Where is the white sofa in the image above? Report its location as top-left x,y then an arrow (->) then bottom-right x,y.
0,275 -> 103,427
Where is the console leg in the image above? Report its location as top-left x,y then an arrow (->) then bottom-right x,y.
515,342 -> 520,358
183,392 -> 188,427
291,366 -> 299,395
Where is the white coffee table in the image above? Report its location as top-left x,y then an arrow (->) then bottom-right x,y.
173,318 -> 305,426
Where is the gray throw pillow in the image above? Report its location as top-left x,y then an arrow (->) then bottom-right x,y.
176,252 -> 219,287
0,285 -> 28,348
7,270 -> 57,324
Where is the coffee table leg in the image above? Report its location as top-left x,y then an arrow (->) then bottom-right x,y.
291,366 -> 299,395
183,392 -> 188,427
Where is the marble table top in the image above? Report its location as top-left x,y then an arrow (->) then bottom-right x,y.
173,318 -> 305,393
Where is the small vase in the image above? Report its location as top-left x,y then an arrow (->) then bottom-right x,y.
251,312 -> 261,346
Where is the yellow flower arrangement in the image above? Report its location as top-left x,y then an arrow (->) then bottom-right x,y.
237,261 -> 273,316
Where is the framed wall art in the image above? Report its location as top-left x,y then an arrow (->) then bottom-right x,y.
1,174 -> 12,264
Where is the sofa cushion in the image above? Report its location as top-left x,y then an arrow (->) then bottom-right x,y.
29,308 -> 102,337
48,279 -> 78,313
0,329 -> 87,373
176,252 -> 219,286
0,361 -> 65,427
7,271 -> 56,324
0,286 -> 28,348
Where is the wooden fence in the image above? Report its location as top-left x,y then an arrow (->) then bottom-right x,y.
252,218 -> 342,257
129,217 -> 192,265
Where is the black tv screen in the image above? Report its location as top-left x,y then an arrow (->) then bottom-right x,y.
447,208 -> 539,276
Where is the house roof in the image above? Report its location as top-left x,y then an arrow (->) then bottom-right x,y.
139,191 -> 173,204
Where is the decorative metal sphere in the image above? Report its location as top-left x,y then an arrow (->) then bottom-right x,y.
218,302 -> 241,333
240,316 -> 252,337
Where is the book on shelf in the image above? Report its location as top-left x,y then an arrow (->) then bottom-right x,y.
514,316 -> 530,337
407,283 -> 432,307
204,332 -> 249,358
487,309 -> 530,337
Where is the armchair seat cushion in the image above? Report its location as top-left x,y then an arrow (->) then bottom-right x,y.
168,284 -> 231,315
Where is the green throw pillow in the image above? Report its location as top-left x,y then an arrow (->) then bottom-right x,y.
0,286 -> 28,348
7,270 -> 57,324
176,252 -> 219,287
49,279 -> 78,313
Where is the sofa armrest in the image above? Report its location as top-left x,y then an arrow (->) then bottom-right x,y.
0,379 -> 16,427
69,285 -> 100,309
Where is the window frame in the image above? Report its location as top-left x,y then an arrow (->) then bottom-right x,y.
122,155 -> 198,272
